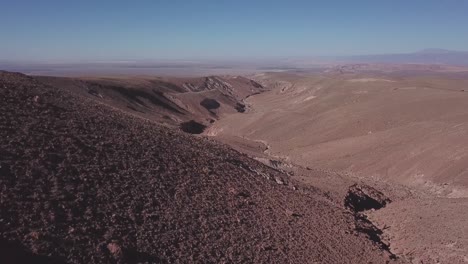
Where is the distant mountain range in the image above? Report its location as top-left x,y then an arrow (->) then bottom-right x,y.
2,49 -> 468,76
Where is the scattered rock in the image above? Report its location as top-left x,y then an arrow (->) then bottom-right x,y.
235,103 -> 246,113
107,242 -> 123,258
275,177 -> 285,185
236,190 -> 250,198
27,231 -> 40,240
286,209 -> 302,217
292,213 -> 303,217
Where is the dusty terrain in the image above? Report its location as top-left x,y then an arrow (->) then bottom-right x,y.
0,71 -> 404,263
211,72 -> 468,196
2,65 -> 468,263
209,70 -> 468,263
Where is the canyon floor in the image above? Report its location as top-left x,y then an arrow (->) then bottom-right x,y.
1,66 -> 468,263
210,69 -> 468,263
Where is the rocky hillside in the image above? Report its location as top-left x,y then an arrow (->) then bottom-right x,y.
0,71 -> 400,263
37,75 -> 266,134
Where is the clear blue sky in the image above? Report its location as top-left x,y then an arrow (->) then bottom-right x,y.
1,0 -> 468,62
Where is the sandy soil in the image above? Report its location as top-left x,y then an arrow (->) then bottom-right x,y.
212,72 -> 468,196
210,71 -> 468,263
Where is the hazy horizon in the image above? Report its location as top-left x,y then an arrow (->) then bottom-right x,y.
2,0 -> 468,63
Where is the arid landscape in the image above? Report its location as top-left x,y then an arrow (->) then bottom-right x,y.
209,66 -> 468,263
3,1 -> 468,263
1,62 -> 468,263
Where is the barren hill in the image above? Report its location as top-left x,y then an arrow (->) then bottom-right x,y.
0,71 -> 399,263
36,75 -> 265,134
212,72 -> 468,197
209,71 -> 468,262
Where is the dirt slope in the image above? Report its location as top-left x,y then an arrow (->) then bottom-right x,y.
209,71 -> 468,263
0,71 -> 399,263
211,72 -> 468,197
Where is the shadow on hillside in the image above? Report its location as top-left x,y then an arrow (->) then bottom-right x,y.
180,120 -> 207,134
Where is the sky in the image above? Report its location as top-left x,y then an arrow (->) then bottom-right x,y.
1,0 -> 468,62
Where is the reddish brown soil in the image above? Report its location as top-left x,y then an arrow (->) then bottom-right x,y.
0,71 -> 400,263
